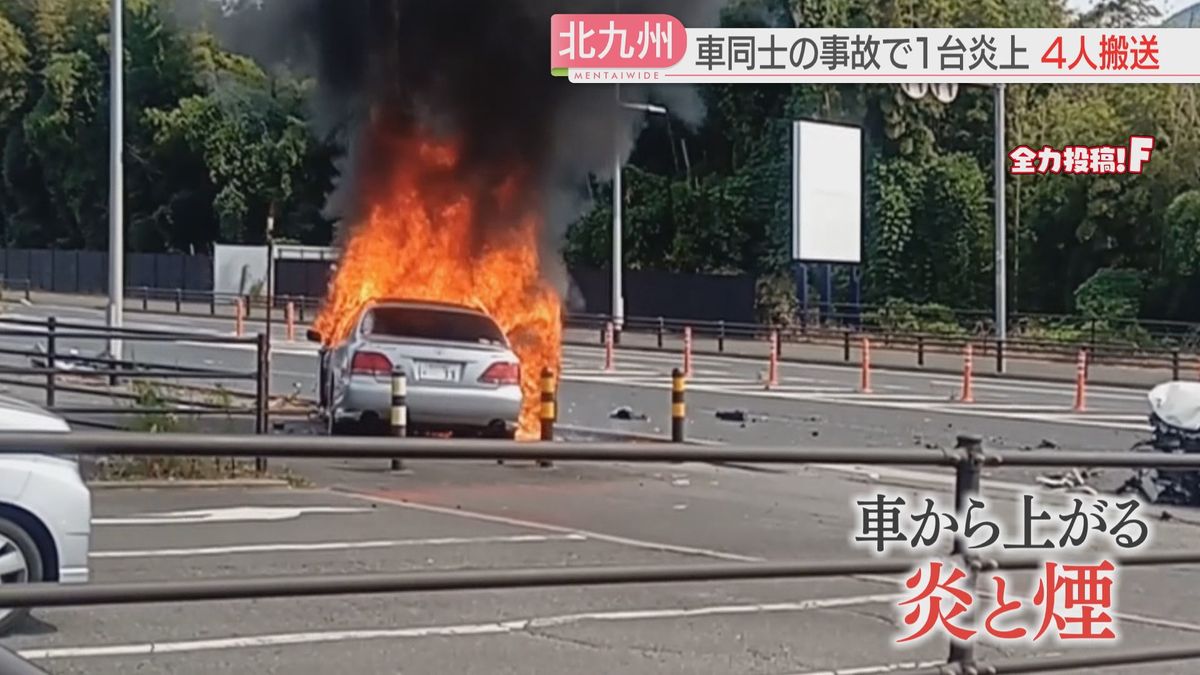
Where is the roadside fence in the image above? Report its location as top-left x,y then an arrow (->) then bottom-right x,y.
0,432 -> 1197,674
0,315 -> 274,434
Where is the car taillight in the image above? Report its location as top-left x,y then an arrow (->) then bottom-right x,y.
351,351 -> 393,375
479,362 -> 520,385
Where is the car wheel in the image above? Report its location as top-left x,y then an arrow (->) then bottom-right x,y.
0,516 -> 45,635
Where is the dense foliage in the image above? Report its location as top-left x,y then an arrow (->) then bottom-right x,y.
1,0 -> 1198,323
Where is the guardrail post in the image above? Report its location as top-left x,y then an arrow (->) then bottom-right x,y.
843,329 -> 851,362
390,368 -> 407,472
538,368 -> 555,468
917,335 -> 925,367
235,298 -> 245,337
298,300 -> 307,322
141,286 -> 149,311
947,434 -> 984,668
656,317 -> 664,348
209,291 -> 216,316
671,368 -> 686,443
1173,349 -> 1181,380
22,279 -> 30,302
174,288 -> 182,314
995,339 -> 1004,373
45,316 -> 57,408
254,332 -> 268,473
718,320 -> 726,352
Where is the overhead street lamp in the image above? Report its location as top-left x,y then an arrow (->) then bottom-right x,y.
613,86 -> 668,335
107,0 -> 124,359
901,82 -> 1008,371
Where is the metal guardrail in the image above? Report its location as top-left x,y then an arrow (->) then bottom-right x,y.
0,316 -> 272,433
0,431 -> 1198,673
12,279 -> 1194,381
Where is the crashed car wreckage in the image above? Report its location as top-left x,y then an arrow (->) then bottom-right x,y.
1122,381 -> 1200,505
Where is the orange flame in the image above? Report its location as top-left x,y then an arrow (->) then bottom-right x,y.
314,134 -> 562,439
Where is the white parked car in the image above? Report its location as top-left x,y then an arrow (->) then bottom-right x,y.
0,395 -> 91,634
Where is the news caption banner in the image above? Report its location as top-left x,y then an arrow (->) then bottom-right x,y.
853,492 -> 1153,645
550,16 -> 1200,84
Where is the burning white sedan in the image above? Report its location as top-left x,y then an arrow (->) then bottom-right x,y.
311,299 -> 523,438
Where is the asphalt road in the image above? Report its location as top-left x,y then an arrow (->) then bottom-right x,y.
0,296 -> 1196,674
2,461 -> 1199,675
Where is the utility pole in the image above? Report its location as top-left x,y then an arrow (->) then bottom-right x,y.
612,84 -> 624,334
993,83 -> 1008,370
107,0 -> 124,360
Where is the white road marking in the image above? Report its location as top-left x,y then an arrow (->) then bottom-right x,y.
784,660 -> 946,675
93,506 -> 372,526
561,370 -> 1149,432
338,489 -> 762,562
19,592 -> 898,660
90,533 -> 588,559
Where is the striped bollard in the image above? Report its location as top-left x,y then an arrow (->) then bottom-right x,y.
766,329 -> 780,389
390,369 -> 407,472
604,322 -> 615,372
859,336 -> 872,393
961,344 -> 975,403
285,301 -> 296,341
682,326 -> 693,378
671,368 -> 686,443
538,368 -> 556,468
234,298 -> 245,337
1074,349 -> 1088,412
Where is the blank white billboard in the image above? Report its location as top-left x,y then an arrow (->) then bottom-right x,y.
792,120 -> 862,264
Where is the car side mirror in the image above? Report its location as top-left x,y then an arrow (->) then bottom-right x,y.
306,329 -> 322,343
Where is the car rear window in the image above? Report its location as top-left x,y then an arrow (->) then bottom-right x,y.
361,306 -> 507,345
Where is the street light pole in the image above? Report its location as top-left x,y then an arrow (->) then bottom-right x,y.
107,0 -> 124,360
612,94 -> 668,335
901,82 -> 1007,371
993,83 -> 1007,370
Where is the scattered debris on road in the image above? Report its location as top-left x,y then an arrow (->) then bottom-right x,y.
716,409 -> 750,423
1036,468 -> 1098,495
609,406 -> 648,421
1038,438 -> 1060,449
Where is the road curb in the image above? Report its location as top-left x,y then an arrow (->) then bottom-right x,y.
86,478 -> 292,490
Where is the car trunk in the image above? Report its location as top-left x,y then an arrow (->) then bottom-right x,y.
358,337 -> 508,388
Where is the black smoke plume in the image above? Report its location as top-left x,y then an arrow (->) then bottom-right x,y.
195,0 -> 724,292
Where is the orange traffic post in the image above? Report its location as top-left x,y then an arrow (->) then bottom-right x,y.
961,343 -> 975,403
765,329 -> 780,389
285,301 -> 296,342
604,321 -> 615,372
234,298 -> 245,337
682,326 -> 693,378
859,336 -> 872,393
1074,349 -> 1088,412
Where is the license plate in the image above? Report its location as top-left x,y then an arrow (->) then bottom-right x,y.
416,361 -> 460,382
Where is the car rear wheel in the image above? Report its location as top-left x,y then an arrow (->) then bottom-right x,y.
0,516 -> 44,635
